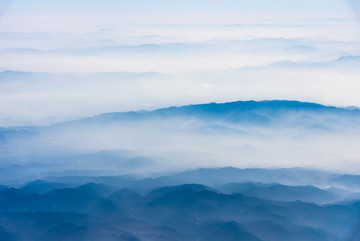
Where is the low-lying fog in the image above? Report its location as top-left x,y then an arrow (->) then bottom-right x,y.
1,101 -> 360,185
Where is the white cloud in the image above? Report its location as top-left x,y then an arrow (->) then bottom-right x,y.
0,2 -> 359,126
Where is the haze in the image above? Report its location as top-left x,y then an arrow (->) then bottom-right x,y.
0,0 -> 359,126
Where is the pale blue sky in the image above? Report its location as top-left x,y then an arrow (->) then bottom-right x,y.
1,0 -> 356,25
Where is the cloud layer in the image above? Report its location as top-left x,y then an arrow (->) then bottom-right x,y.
0,1 -> 359,126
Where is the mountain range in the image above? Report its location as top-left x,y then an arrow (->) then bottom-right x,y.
1,168 -> 360,241
1,100 -> 360,240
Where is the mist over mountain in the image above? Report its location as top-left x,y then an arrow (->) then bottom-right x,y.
1,0 -> 359,240
1,100 -> 360,240
1,100 -> 360,186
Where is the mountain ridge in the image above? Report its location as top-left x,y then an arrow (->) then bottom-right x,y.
1,100 -> 359,130
55,99 -> 360,128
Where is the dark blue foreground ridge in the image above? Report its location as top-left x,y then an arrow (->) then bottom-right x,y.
1,167 -> 360,241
